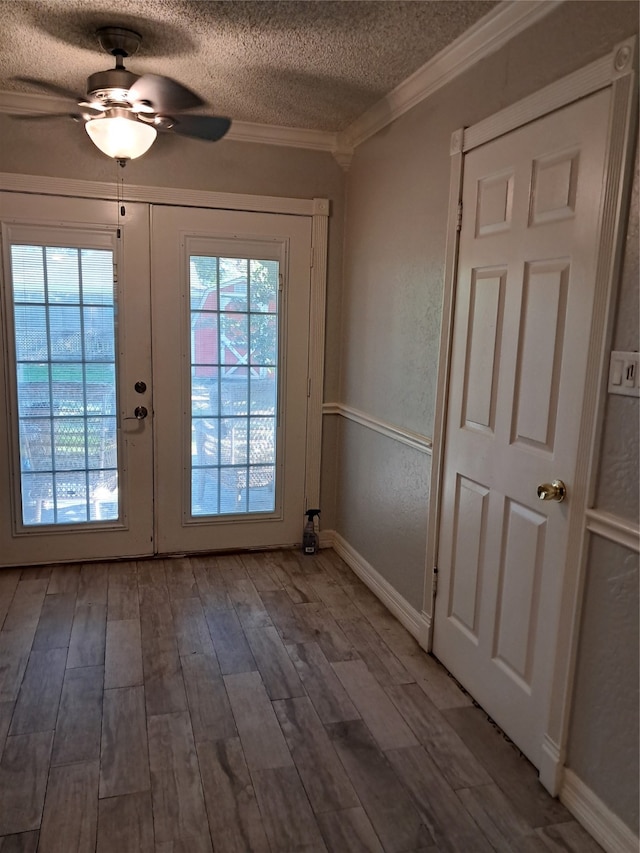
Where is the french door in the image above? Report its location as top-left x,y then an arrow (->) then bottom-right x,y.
0,193 -> 313,565
151,206 -> 312,553
0,193 -> 154,564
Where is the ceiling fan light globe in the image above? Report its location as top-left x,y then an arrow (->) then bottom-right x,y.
85,114 -> 157,160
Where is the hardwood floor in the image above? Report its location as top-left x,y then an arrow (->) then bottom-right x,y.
0,549 -> 600,852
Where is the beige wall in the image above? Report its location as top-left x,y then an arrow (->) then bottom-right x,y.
336,0 -> 638,834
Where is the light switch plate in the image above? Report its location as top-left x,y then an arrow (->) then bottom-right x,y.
608,351 -> 640,397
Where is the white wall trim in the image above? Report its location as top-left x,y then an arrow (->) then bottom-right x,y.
585,509 -> 640,554
339,0 -> 561,150
423,128 -> 465,642
539,735 -> 564,800
463,38 -> 636,152
0,172 -> 316,217
323,402 -> 432,454
228,120 -> 338,152
305,200 -> 330,511
321,529 -> 430,648
560,769 -> 639,853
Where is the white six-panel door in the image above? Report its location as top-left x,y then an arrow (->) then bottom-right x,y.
433,88 -> 612,767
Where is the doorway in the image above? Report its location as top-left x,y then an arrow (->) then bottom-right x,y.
432,81 -> 625,775
0,192 -> 315,565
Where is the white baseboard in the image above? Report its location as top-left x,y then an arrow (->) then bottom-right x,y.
560,769 -> 639,853
319,529 -> 430,648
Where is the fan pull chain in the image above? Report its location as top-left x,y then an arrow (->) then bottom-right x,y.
115,161 -> 126,239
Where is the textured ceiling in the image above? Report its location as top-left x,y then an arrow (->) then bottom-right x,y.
0,0 -> 498,132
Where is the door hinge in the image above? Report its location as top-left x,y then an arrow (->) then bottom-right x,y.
432,566 -> 439,598
310,246 -> 315,268
307,378 -> 311,397
456,202 -> 463,232
278,273 -> 284,292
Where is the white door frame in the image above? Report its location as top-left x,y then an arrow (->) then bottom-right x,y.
424,36 -> 637,795
0,174 -> 329,553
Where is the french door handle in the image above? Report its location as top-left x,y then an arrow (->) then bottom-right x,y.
124,406 -> 148,421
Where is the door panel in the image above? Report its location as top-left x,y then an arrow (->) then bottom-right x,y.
0,193 -> 154,565
151,206 -> 312,553
513,260 -> 568,451
434,89 -> 611,766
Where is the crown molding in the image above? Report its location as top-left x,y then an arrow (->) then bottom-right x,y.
338,0 -> 562,150
0,89 -> 339,155
226,119 -> 337,152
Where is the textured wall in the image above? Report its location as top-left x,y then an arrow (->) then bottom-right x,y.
568,538 -> 639,833
336,0 -> 638,835
336,418 -> 430,610
595,155 -> 639,521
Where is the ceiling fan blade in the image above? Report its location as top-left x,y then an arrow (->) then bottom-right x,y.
167,114 -> 231,142
5,112 -> 82,121
12,76 -> 85,102
128,74 -> 204,113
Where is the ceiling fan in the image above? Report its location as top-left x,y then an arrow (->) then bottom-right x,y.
10,26 -> 231,163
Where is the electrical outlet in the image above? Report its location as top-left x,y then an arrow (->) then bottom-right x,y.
608,351 -> 640,397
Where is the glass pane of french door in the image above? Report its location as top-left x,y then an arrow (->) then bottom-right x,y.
0,193 -> 154,566
12,243 -> 119,525
191,255 -> 279,516
152,206 -> 312,553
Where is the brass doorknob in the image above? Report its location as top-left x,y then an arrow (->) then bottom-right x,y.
537,479 -> 566,502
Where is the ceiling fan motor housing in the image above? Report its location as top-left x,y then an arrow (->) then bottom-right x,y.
87,68 -> 140,105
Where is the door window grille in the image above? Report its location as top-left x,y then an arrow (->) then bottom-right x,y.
190,255 -> 279,515
10,245 -> 118,525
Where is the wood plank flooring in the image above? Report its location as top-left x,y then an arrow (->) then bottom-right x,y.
0,549 -> 600,852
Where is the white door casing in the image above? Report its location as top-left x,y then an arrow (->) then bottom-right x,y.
427,38 -> 637,793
